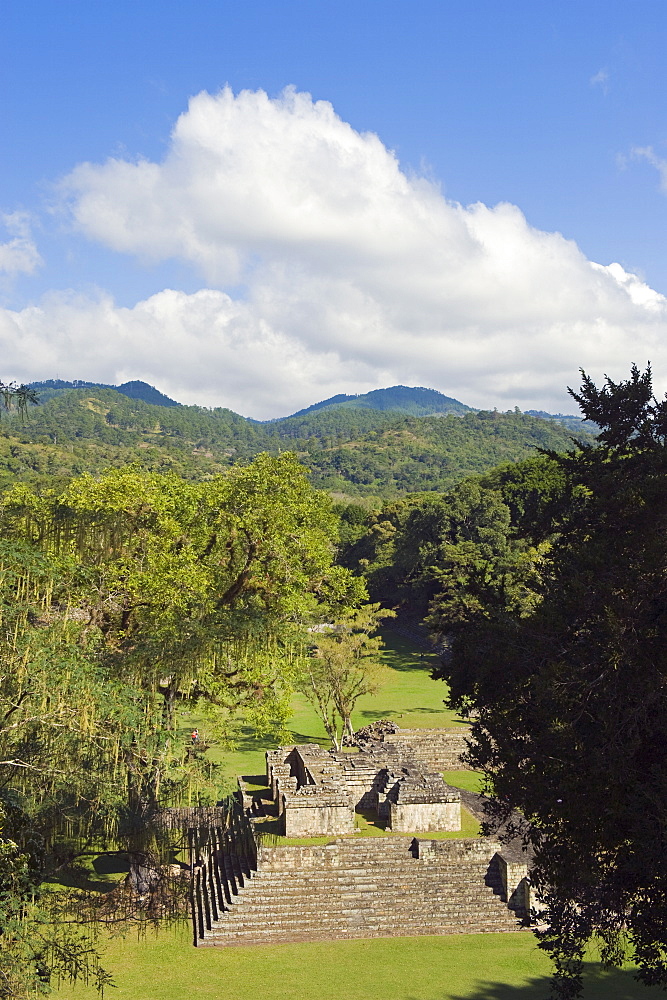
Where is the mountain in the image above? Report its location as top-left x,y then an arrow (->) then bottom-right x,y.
25,380 -> 592,433
285,385 -> 472,419
0,386 -> 594,501
28,379 -> 180,408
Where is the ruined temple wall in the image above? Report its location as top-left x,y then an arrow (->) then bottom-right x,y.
390,800 -> 460,833
387,728 -> 472,771
330,764 -> 383,809
283,802 -> 355,837
413,837 -> 501,863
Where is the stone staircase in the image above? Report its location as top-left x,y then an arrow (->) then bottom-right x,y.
197,836 -> 526,947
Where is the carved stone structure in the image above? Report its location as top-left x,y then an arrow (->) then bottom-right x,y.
266,740 -> 461,836
189,724 -> 534,947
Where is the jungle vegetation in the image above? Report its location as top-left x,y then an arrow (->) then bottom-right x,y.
0,453 -> 367,997
3,369 -> 664,1000
0,384 -> 589,499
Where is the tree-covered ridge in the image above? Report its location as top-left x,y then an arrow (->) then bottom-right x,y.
28,378 -> 180,407
285,384 -> 473,418
0,389 -> 270,491
0,388 -> 593,498
300,409 -> 589,498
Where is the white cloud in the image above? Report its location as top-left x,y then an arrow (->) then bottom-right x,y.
0,212 -> 42,277
631,146 -> 667,194
590,68 -> 609,94
4,87 -> 667,417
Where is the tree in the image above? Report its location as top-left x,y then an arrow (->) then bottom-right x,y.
0,382 -> 38,421
437,366 -> 667,998
2,454 -> 365,737
0,453 -> 367,993
345,480 -> 547,623
0,539 -> 128,998
299,604 -> 394,751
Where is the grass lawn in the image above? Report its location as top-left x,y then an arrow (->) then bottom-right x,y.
57,922 -> 664,1000
444,770 -> 485,793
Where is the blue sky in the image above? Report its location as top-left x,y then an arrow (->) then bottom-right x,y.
2,0 -> 667,417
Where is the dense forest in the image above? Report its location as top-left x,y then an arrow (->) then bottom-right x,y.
0,385 -> 592,499
335,368 -> 667,996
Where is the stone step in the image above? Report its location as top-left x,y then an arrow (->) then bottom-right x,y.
208,911 -> 523,932
238,872 -> 493,888
217,903 -> 515,918
195,837 -> 524,946
202,919 -> 524,947
213,907 -> 517,927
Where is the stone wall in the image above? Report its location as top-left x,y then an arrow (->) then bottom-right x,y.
390,800 -> 460,833
496,854 -> 531,915
283,802 -> 355,837
413,837 -> 502,863
266,738 -> 469,838
385,728 -> 471,771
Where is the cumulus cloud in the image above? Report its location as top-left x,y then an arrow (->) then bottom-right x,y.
5,87 -> 667,417
0,212 -> 42,277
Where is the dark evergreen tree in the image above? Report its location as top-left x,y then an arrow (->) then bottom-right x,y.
437,366 -> 667,998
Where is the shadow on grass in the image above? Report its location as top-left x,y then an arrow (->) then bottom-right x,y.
228,728 -> 278,754
380,650 -> 438,674
45,869 -> 119,893
45,851 -> 131,893
241,774 -> 268,787
289,730 -> 330,746
355,807 -> 387,832
92,852 -> 130,876
357,706 -> 448,721
380,631 -> 439,671
412,965 -> 664,999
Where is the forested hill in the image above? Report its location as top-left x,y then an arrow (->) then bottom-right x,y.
0,386 -> 593,498
299,409 -> 584,498
284,385 -> 473,418
28,378 -> 180,407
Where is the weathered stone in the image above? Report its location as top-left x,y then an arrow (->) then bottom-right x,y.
266,740 -> 464,837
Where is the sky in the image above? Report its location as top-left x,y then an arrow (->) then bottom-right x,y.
2,0 -> 667,419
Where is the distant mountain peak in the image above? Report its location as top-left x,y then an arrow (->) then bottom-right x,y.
28,379 -> 180,408
283,385 -> 472,420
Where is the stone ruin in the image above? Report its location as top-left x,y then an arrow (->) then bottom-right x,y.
265,723 -> 467,837
189,722 -> 535,946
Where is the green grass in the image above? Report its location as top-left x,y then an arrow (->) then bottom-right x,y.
56,922 -> 664,1000
444,770 -> 486,793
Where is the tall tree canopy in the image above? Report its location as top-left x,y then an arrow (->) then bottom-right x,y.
437,366 -> 667,998
0,452 -> 366,996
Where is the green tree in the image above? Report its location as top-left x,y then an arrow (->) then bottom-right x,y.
300,604 -> 394,750
2,454 -> 364,741
0,453 -> 367,994
0,540 -> 132,998
438,366 -> 667,998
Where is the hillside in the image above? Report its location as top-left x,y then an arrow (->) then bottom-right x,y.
299,409 -> 585,498
0,386 -> 593,499
28,378 -> 180,407
285,385 -> 472,418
